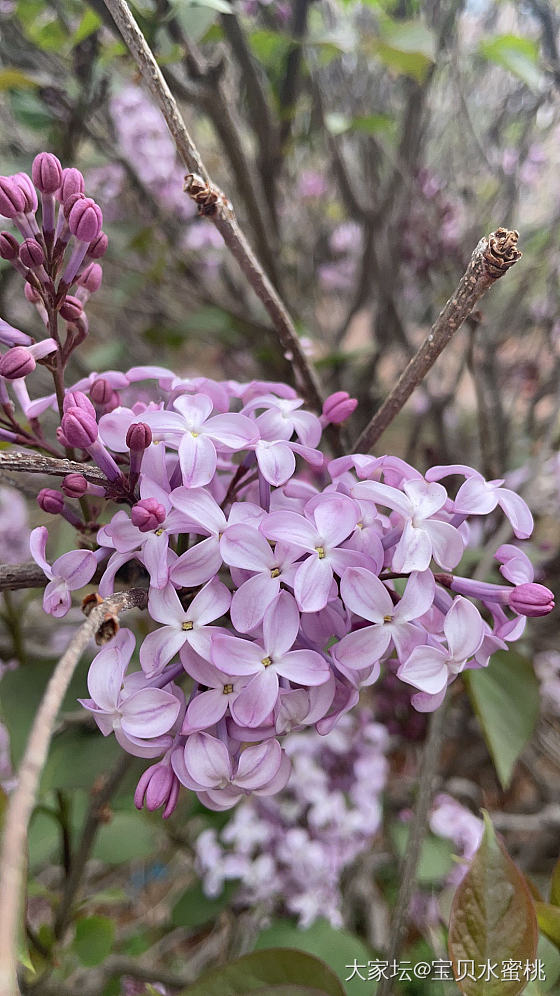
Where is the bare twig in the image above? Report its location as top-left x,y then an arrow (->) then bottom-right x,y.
102,0 -> 324,411
0,451 -> 107,486
352,228 -> 522,453
0,589 -> 148,996
376,703 -> 447,996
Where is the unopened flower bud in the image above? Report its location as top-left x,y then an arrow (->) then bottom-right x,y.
58,167 -> 85,203
126,422 -> 152,452
0,232 -> 19,260
86,231 -> 108,259
19,238 -> 45,270
90,378 -> 113,406
37,488 -> 65,515
13,173 -> 38,214
31,153 -> 62,194
131,498 -> 166,532
322,391 -> 358,425
24,283 -> 41,303
61,406 -> 99,448
510,583 -> 555,617
59,295 -> 83,322
0,346 -> 35,380
0,177 -> 25,219
63,390 -> 95,417
68,197 -> 103,243
63,191 -> 85,220
134,760 -> 179,818
77,262 -> 102,293
61,473 -> 88,498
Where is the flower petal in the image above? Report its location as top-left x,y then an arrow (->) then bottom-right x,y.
340,567 -> 392,623
179,432 -> 216,488
230,668 -> 279,727
397,646 -> 449,694
332,625 -> 391,671
121,688 -> 180,737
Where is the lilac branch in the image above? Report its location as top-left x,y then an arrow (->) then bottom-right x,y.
102,0 -> 325,412
0,588 -> 148,996
352,228 -> 522,453
0,450 -> 107,486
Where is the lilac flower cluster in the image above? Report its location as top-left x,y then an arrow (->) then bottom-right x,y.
0,155 -> 554,817
195,711 -> 388,928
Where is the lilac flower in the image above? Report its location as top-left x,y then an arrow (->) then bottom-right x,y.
333,568 -> 435,676
397,596 -> 484,700
212,593 -> 330,727
261,494 -> 365,611
425,464 -> 534,538
140,579 -> 231,676
134,751 -> 181,818
220,522 -> 300,632
181,649 -> 249,733
353,478 -> 463,572
79,629 -> 180,757
30,526 -> 98,618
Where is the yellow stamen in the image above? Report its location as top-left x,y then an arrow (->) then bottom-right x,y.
270,567 -> 280,578
262,656 -> 273,668
383,614 -> 392,623
155,528 -> 164,536
223,683 -> 233,695
315,546 -> 326,559
182,620 -> 194,631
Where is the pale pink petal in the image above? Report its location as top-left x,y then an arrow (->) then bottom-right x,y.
411,686 -> 447,712
183,731 -> 232,787
394,570 -> 435,622
392,521 -> 433,573
205,412 -> 258,449
230,668 -> 279,727
311,494 -> 358,547
87,646 -> 127,711
231,573 -> 280,633
170,536 -> 222,587
403,479 -> 447,518
234,739 -> 282,789
254,751 -> 291,795
148,583 -> 185,626
169,486 -> 226,535
211,634 -> 263,675
179,432 -> 216,488
290,410 -> 322,447
262,590 -> 299,657
294,555 -> 333,612
220,523 -> 274,572
423,519 -> 463,570
142,532 -> 170,589
397,646 -> 449,693
454,476 -> 497,514
332,625 -> 391,671
339,567 -> 392,622
53,549 -> 97,589
496,488 -> 533,539
29,526 -> 53,579
496,544 -> 533,585
121,688 -> 180,737
261,510 -> 317,551
189,578 -> 231,626
43,579 -> 71,617
173,392 -> 213,425
444,596 -> 484,662
140,627 -> 186,675
184,689 -> 228,732
256,440 -> 295,486
352,480 -> 412,518
425,464 -> 481,482
275,648 -> 330,685
98,551 -> 134,597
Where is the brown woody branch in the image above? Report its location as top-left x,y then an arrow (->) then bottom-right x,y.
0,563 -> 106,593
352,228 -> 522,453
0,451 -> 107,486
102,0 -> 324,412
0,589 -> 148,996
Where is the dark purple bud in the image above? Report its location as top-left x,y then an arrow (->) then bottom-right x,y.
131,498 -> 166,533
86,231 -> 108,259
510,583 -> 555,617
322,391 -> 358,425
31,153 -> 62,194
19,238 -> 45,270
76,262 -> 102,293
134,761 -> 179,818
63,191 -> 85,220
0,177 -> 25,219
59,295 -> 83,322
24,283 -> 41,304
126,422 -> 152,452
90,378 -> 113,406
61,406 -> 98,448
0,346 -> 36,380
13,173 -> 38,213
37,488 -> 65,515
57,167 -> 85,203
61,473 -> 88,498
68,197 -> 102,243
63,390 -> 95,417
0,231 -> 19,261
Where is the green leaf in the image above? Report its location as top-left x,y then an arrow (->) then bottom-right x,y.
448,812 -> 538,995
351,113 -> 394,136
0,68 -> 38,90
92,812 -> 160,864
480,35 -> 542,91
179,949 -> 345,996
172,879 -> 239,928
248,29 -> 291,67
465,650 -> 539,789
72,9 -> 102,44
9,90 -> 53,131
42,728 -> 122,792
254,919 -> 372,996
74,915 -> 115,967
372,18 -> 436,82
550,857 -> 560,906
391,825 -> 455,885
536,904 -> 560,948
189,0 -> 230,11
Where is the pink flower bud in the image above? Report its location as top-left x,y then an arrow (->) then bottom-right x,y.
509,583 -> 555,617
61,473 -> 88,498
0,346 -> 35,380
68,197 -> 103,243
134,760 -> 179,818
86,231 -> 108,259
63,390 -> 95,417
126,422 -> 152,452
13,173 -> 38,214
77,262 -> 102,293
0,231 -> 19,260
59,295 -> 83,322
63,191 -> 85,220
24,283 -> 41,303
0,177 -> 25,219
31,153 -> 62,194
61,406 -> 99,448
19,238 -> 45,269
90,378 -> 113,406
37,488 -> 65,515
57,167 -> 85,203
131,498 -> 166,533
322,391 -> 358,425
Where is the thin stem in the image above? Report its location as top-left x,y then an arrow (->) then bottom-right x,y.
0,451 -> 107,486
102,0 -> 326,413
376,703 -> 447,996
55,791 -> 72,878
352,228 -> 522,453
0,588 -> 148,996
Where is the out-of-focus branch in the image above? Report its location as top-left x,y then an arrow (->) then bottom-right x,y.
0,451 -> 107,485
0,563 -> 105,593
352,228 -> 522,453
102,0 -> 325,412
0,589 -> 148,996
279,0 -> 312,150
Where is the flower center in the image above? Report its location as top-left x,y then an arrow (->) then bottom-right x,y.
154,528 -> 164,536
223,683 -> 233,695
261,656 -> 273,668
270,567 -> 280,578
182,620 -> 194,631
383,614 -> 393,623
315,545 -> 326,559
191,431 -> 199,438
